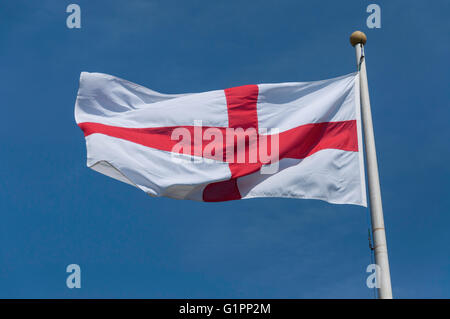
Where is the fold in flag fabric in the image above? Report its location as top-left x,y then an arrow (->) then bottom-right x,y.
75,72 -> 367,206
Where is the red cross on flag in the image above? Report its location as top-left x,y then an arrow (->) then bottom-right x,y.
75,72 -> 367,206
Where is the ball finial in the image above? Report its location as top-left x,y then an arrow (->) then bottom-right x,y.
350,31 -> 367,46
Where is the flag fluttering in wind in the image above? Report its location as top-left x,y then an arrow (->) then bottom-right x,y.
75,72 -> 366,206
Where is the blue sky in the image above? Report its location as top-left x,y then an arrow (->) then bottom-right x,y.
0,0 -> 449,298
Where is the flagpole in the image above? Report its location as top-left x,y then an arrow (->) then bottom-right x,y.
350,31 -> 393,299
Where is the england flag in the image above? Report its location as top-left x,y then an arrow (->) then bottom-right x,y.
75,72 -> 366,206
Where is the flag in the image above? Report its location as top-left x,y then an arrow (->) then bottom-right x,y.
75,72 -> 366,206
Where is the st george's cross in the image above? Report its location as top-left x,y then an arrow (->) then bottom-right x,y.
75,72 -> 366,206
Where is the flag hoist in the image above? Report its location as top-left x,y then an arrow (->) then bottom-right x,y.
350,31 -> 393,299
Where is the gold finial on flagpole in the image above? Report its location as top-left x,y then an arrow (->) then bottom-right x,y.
350,31 -> 367,46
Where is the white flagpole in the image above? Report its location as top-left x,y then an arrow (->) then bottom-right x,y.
350,31 -> 393,299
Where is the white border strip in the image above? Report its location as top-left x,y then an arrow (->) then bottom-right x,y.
354,73 -> 367,207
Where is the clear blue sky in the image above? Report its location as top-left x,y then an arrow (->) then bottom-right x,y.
0,0 -> 449,298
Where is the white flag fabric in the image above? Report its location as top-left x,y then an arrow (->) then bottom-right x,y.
75,72 -> 367,206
